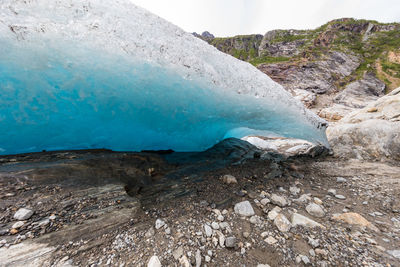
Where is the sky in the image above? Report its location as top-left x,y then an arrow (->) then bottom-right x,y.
131,0 -> 400,37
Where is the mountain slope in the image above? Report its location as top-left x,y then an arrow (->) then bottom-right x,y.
195,18 -> 400,110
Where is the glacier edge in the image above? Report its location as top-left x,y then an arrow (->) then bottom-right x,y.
0,0 -> 328,155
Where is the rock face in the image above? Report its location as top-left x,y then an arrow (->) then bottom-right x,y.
327,88 -> 400,160
258,29 -> 309,57
259,51 -> 360,94
208,34 -> 263,61
202,18 -> 400,110
334,72 -> 386,108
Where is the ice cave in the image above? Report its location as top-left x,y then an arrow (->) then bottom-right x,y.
0,0 -> 328,155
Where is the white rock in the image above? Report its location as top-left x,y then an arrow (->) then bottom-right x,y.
289,186 -> 300,195
270,194 -> 288,207
257,265 -> 271,267
313,197 -> 323,205
179,255 -> 191,267
147,256 -> 161,267
13,208 -> 34,220
38,219 -> 50,227
301,255 -> 310,265
260,198 -> 270,205
267,206 -> 282,220
335,194 -> 346,200
216,231 -> 225,247
250,215 -> 262,225
291,213 -> 324,228
217,215 -> 224,222
336,177 -> 347,183
195,250 -> 201,267
12,221 -> 25,229
222,175 -> 238,184
172,247 -> 183,260
155,219 -> 165,230
388,250 -> 400,259
294,194 -> 311,203
327,189 -> 337,195
211,222 -> 219,230
306,203 -> 325,218
204,224 -> 213,237
234,201 -> 255,217
264,236 -> 278,245
274,214 -> 291,232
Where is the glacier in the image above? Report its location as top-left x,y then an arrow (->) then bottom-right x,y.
0,0 -> 328,155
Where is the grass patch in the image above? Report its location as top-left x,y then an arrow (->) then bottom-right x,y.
249,56 -> 290,66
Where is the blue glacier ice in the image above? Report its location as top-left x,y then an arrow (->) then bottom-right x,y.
0,0 -> 328,155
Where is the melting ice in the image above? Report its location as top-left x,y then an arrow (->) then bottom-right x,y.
0,0 -> 328,155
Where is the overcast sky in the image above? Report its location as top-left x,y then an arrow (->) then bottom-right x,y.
131,0 -> 400,37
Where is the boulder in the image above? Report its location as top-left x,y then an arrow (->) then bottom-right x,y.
327,88 -> 400,160
331,212 -> 379,232
334,72 -> 385,108
290,213 -> 325,228
234,201 -> 255,217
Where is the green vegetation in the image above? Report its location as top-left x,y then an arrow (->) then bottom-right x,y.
249,56 -> 290,66
206,18 -> 400,88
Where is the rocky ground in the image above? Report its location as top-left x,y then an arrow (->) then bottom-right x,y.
1,147 -> 399,267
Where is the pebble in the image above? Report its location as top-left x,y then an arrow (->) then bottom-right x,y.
336,177 -> 347,183
270,194 -> 288,207
49,215 -> 57,220
38,219 -> 50,227
172,247 -> 183,260
306,203 -> 325,218
264,236 -> 278,245
217,215 -> 224,221
327,189 -> 337,196
225,236 -> 237,248
205,255 -> 211,262
145,227 -> 155,238
243,232 -> 250,238
195,250 -> 201,267
13,208 -> 34,220
289,186 -> 300,195
291,213 -> 324,228
267,206 -> 281,220
249,215 -> 262,225
387,250 -> 400,259
155,219 -> 165,230
179,256 -> 190,267
222,174 -> 237,184
12,221 -> 25,229
257,265 -> 271,267
313,197 -> 323,205
260,198 -> 270,205
165,227 -> 171,235
204,224 -> 213,237
234,201 -> 255,217
335,194 -> 346,200
294,194 -> 311,203
211,222 -> 220,230
147,256 -> 161,267
274,214 -> 291,232
301,255 -> 310,265
315,249 -> 328,256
